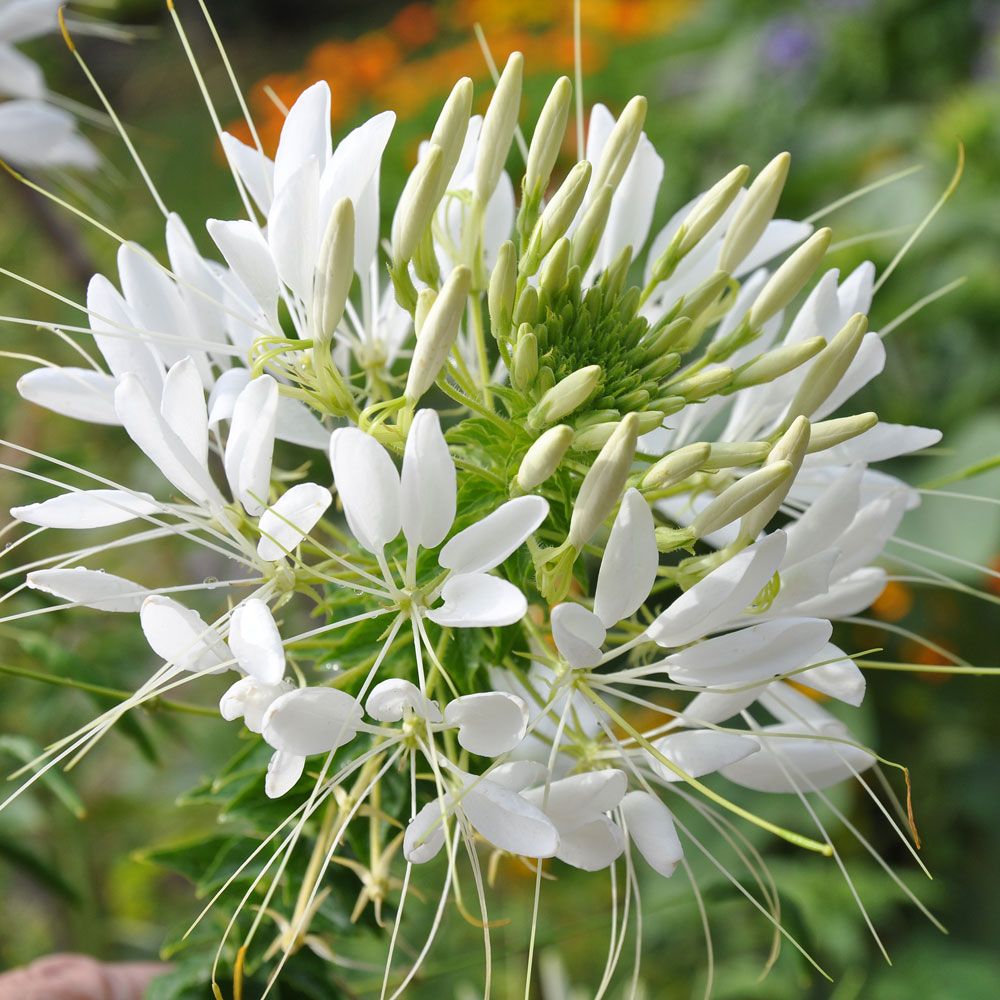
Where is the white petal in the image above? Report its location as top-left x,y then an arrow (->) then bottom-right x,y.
160,357 -> 209,470
650,730 -> 759,782
734,220 -> 813,277
275,396 -> 330,450
207,367 -> 250,425
115,373 -> 223,508
257,483 -> 332,562
783,465 -> 863,567
12,489 -> 159,528
795,643 -> 866,706
17,367 -> 120,425
27,567 -> 147,613
262,686 -> 364,756
267,155 -> 319,300
117,243 -> 190,368
328,427 -> 401,553
556,816 -> 624,871
404,797 -> 449,863
438,495 -> 548,575
833,492 -> 908,578
488,760 -> 549,792
620,790 -> 682,877
274,81 -> 331,192
462,778 -> 559,858
550,602 -> 607,669
647,532 -> 787,647
229,599 -> 285,685
524,769 -> 627,832
665,617 -> 832,687
224,374 -> 278,515
221,132 -> 275,214
365,679 -> 442,723
220,676 -> 293,732
791,567 -> 888,619
140,595 -> 230,673
721,722 -> 875,792
207,218 -> 280,317
681,688 -> 762,726
265,750 -> 305,798
400,408 -> 457,550
593,488 -> 657,628
808,422 -> 942,466
425,572 -> 527,628
219,676 -> 253,722
444,692 -> 528,756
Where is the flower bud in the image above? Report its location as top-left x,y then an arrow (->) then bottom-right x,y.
488,240 -> 516,341
747,228 -> 832,330
636,410 -> 667,434
517,424 -> 574,489
539,237 -> 571,297
392,144 -> 445,265
414,287 -> 436,337
513,284 -> 539,326
571,184 -> 614,272
404,265 -> 471,404
703,441 -> 771,470
642,442 -> 711,490
474,52 -> 524,205
784,313 -> 868,422
568,412 -> 640,548
690,461 -> 792,538
529,364 -> 601,428
730,336 -> 825,390
807,411 -> 878,453
429,77 -> 474,205
679,269 -> 730,324
525,75 -> 572,198
311,197 -> 355,345
718,152 -> 791,274
573,420 -> 619,451
739,416 -> 810,541
521,161 -> 592,275
675,164 -> 749,259
511,325 -> 538,392
592,96 -> 647,194
668,366 -> 733,401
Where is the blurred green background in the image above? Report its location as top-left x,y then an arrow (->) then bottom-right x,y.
1,0 -> 999,996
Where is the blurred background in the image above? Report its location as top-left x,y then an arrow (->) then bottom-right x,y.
1,0 -> 999,996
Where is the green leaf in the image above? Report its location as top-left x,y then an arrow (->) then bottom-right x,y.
0,735 -> 86,818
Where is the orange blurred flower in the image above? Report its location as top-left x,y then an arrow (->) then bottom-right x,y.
870,580 -> 913,622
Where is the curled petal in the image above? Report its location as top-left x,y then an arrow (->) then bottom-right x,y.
266,750 -> 306,799
556,815 -> 624,871
262,686 -> 363,756
620,790 -> 683,877
257,483 -> 332,562
461,777 -> 559,858
404,797 -> 450,863
524,769 -> 627,832
140,596 -> 230,674
366,679 -> 442,723
551,602 -> 606,669
444,692 -> 528,756
426,572 -> 527,628
795,643 -> 866,706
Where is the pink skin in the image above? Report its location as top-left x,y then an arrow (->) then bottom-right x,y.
0,954 -> 165,1000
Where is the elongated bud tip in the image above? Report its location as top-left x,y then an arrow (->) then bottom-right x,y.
517,424 -> 574,490
312,197 -> 356,343
529,363 -> 602,427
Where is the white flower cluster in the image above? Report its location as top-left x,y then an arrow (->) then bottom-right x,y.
2,21 -> 949,995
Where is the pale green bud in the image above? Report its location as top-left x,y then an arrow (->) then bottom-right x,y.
730,336 -> 825,390
404,266 -> 471,404
473,52 -> 524,205
641,442 -> 711,489
784,313 -> 868,422
391,144 -> 444,265
521,160 -> 592,275
747,228 -> 832,329
525,75 -> 572,197
691,461 -> 792,538
718,152 -> 791,274
429,77 -> 474,205
568,412 -> 640,548
511,324 -> 538,392
311,197 -> 355,344
513,284 -> 539,326
636,410 -> 667,434
679,269 -> 730,324
571,184 -> 615,272
643,317 -> 692,358
640,351 -> 681,381
739,416 -> 811,540
592,95 -> 647,193
414,287 -> 436,337
517,424 -> 574,490
668,365 -> 733,400
528,364 -> 601,428
572,421 -> 619,451
488,240 -> 516,340
807,411 -> 878,454
675,164 -> 750,259
703,441 -> 771,471
539,237 -> 571,297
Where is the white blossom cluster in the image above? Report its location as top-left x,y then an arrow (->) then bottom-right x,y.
1,16 -> 952,996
